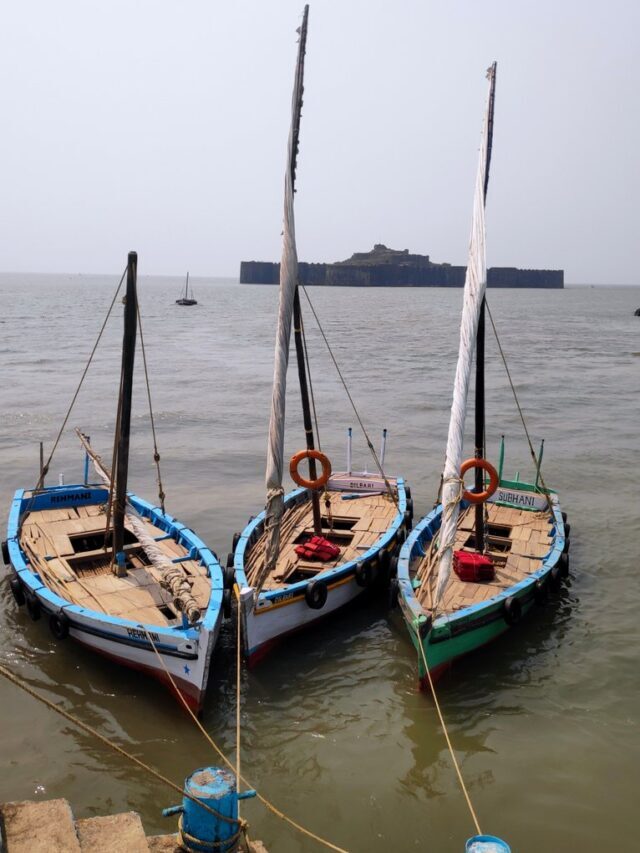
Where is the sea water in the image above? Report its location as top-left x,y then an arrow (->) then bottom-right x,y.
0,274 -> 638,852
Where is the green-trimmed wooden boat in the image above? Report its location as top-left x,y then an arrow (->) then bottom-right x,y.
395,63 -> 570,688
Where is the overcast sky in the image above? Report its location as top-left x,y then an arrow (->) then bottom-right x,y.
1,0 -> 638,283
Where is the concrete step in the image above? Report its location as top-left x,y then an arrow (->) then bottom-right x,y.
75,812 -> 149,852
0,798 -> 82,853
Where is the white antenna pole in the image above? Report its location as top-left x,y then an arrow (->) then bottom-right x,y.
380,428 -> 388,469
346,427 -> 352,474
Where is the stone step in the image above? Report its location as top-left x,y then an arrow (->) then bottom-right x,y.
75,812 -> 149,852
0,798 -> 81,853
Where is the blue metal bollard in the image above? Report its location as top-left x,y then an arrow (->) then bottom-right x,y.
163,766 -> 256,853
466,835 -> 511,853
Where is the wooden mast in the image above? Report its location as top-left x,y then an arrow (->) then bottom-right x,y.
112,251 -> 138,575
474,62 -> 497,554
289,5 -> 322,534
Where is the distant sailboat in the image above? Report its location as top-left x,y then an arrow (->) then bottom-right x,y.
176,272 -> 197,306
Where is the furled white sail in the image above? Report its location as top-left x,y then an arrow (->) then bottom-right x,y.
433,68 -> 494,608
260,9 -> 309,598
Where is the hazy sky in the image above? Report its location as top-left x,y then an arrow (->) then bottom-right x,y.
1,1 -> 638,283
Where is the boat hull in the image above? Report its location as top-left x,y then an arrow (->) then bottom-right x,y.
234,476 -> 410,661
4,484 -> 223,714
397,480 -> 568,686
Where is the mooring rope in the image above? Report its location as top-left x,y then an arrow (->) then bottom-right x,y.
415,639 -> 483,836
485,300 -> 555,517
143,629 -> 349,852
299,283 -> 398,508
0,663 -> 243,829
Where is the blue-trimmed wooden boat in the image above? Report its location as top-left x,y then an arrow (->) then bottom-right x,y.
396,63 -> 569,688
2,253 -> 223,713
235,474 -> 410,663
231,7 -> 411,663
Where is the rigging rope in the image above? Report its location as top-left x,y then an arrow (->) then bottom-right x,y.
485,300 -> 555,517
415,638 -> 483,836
300,304 -> 322,453
35,267 -> 127,491
136,295 -> 166,514
143,628 -> 349,853
299,283 -> 398,507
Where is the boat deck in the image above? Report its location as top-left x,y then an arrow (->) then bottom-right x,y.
19,502 -> 211,626
414,503 -> 552,613
244,489 -> 398,590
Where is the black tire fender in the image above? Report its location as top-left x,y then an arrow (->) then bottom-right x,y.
563,522 -> 571,539
10,575 -> 25,607
403,510 -> 412,530
406,498 -> 414,520
355,561 -> 374,588
377,549 -> 391,584
558,551 -> 569,578
503,595 -> 522,626
388,577 -> 399,609
223,565 -> 235,589
1,539 -> 9,565
25,591 -> 41,622
533,578 -> 548,606
222,588 -> 232,619
389,554 -> 399,579
49,611 -> 70,640
304,580 -> 327,610
563,538 -> 571,555
561,511 -> 568,523
396,527 -> 407,546
226,552 -> 234,568
549,564 -> 563,590
232,532 -> 241,551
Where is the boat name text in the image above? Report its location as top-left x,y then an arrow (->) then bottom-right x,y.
127,627 -> 160,642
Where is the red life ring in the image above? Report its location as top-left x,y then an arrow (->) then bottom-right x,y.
289,449 -> 332,491
460,457 -> 499,505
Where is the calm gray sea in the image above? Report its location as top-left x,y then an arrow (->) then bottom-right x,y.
0,274 -> 638,852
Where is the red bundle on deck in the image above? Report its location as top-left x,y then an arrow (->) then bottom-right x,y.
453,550 -> 495,582
295,535 -> 341,562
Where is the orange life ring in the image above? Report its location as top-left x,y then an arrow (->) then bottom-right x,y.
460,457 -> 499,505
289,449 -> 332,491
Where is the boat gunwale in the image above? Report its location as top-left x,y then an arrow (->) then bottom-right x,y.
397,480 -> 566,631
6,483 -> 224,641
234,476 -> 408,602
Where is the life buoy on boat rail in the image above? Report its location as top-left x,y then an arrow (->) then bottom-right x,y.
460,457 -> 499,505
289,449 -> 332,491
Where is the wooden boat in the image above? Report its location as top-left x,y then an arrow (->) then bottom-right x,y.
395,63 -> 570,688
3,253 -> 223,712
176,271 -> 197,305
231,6 -> 411,664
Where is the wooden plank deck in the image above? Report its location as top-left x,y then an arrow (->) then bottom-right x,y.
415,504 -> 552,613
245,489 -> 398,590
19,504 -> 210,626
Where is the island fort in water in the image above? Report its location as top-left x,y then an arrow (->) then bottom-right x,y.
240,244 -> 564,288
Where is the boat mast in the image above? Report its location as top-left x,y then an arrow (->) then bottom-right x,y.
474,62 -> 496,554
185,271 -> 189,299
112,251 -> 138,575
289,7 -> 322,535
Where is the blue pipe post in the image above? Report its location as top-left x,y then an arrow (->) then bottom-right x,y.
163,766 -> 256,853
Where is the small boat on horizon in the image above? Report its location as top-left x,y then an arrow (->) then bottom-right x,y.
394,63 -> 570,689
230,6 -> 411,664
176,271 -> 198,305
3,252 -> 223,713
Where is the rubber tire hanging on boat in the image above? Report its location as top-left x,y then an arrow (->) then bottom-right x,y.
389,554 -> 398,578
558,552 -> 569,577
222,589 -> 232,619
10,576 -> 25,607
377,549 -> 391,584
563,538 -> 571,555
563,523 -> 571,539
355,560 -> 374,588
403,510 -> 412,529
503,595 -> 522,625
406,498 -> 414,520
549,564 -> 563,590
25,592 -> 41,622
232,532 -> 241,551
304,580 -> 327,610
223,565 -> 235,590
1,539 -> 9,565
226,552 -> 234,568
49,612 -> 70,640
388,577 -> 399,610
533,578 -> 548,606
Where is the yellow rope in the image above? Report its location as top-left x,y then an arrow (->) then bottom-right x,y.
415,636 -> 483,836
143,629 -> 349,853
0,663 -> 242,828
